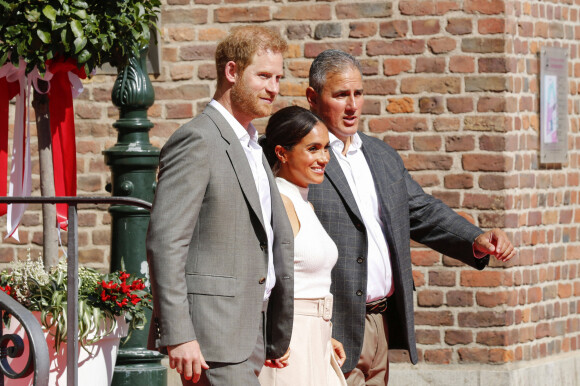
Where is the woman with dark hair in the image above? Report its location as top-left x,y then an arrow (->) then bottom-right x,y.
259,106 -> 347,386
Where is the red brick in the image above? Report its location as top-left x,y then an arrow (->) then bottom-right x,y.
458,311 -> 507,327
166,103 -> 193,119
180,44 -> 217,61
386,97 -> 414,114
414,174 -> 440,187
480,135 -> 506,151
446,97 -> 474,113
461,271 -> 503,287
412,19 -> 440,35
477,330 -> 509,346
383,135 -> 411,151
411,249 -> 441,266
399,1 -> 436,16
162,9 -> 208,24
445,135 -> 475,152
383,58 -> 412,76
401,77 -> 461,94
432,191 -> 461,208
445,330 -> 473,345
478,96 -> 507,112
419,97 -> 444,114
461,38 -> 505,53
465,0 -> 505,15
490,349 -> 514,363
336,2 -> 392,19
363,79 -> 397,95
402,154 -> 453,171
479,18 -> 506,34
304,42 -> 363,58
429,271 -> 456,287
462,154 -> 509,172
416,329 -> 440,344
424,349 -> 452,364
444,174 -> 473,189
367,39 -> 425,56
446,18 -> 472,35
418,290 -> 444,307
428,37 -> 456,53
458,348 -> 489,363
167,27 -> 196,42
476,291 -> 509,307
379,21 -> 408,38
368,117 -> 428,133
360,59 -> 380,75
416,58 -> 446,73
413,270 -> 426,287
170,63 -> 195,81
446,290 -> 474,307
479,57 -> 510,73
349,22 -> 378,38
274,5 -> 331,20
198,64 -> 217,80
463,115 -> 508,131
415,311 -> 454,326
414,135 -> 442,151
449,56 -> 475,73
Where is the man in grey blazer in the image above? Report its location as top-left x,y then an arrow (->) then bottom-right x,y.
146,26 -> 294,385
306,50 -> 516,385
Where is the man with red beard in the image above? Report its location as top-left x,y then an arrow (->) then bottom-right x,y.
147,26 -> 294,385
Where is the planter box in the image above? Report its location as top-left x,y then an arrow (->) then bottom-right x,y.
5,312 -> 128,386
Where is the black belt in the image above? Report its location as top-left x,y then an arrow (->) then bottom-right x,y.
366,297 -> 388,314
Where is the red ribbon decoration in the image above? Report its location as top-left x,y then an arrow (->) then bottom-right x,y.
0,77 -> 22,217
46,58 -> 87,229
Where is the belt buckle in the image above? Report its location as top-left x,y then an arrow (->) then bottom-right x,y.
322,296 -> 332,321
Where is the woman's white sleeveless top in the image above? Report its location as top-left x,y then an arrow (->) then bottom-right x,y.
276,177 -> 338,299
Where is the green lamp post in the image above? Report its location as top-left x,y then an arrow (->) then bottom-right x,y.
103,47 -> 166,386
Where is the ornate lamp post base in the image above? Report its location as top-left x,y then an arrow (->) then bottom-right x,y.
105,48 -> 166,386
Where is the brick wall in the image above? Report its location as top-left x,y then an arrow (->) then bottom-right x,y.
3,0 -> 580,369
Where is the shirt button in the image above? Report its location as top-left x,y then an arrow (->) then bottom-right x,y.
357,257 -> 364,264
259,277 -> 266,284
355,222 -> 364,231
356,290 -> 363,296
260,242 -> 267,251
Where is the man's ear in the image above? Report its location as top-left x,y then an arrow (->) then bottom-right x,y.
306,87 -> 318,110
274,145 -> 288,164
224,61 -> 237,84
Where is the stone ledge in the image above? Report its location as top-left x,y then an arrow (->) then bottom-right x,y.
389,352 -> 580,386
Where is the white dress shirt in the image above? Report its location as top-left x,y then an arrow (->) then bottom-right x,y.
329,132 -> 393,302
210,100 -> 276,300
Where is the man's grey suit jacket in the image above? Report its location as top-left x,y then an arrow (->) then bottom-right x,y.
308,132 -> 488,372
146,105 -> 294,363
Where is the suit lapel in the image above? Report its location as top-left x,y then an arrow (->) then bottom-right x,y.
204,105 -> 266,231
324,151 -> 364,224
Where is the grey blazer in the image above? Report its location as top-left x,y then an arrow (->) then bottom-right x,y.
308,132 -> 488,372
146,105 -> 294,363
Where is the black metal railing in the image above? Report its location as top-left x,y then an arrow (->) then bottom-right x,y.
0,196 -> 152,386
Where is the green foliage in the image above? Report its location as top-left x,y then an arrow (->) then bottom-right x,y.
0,0 -> 161,76
0,255 -> 153,351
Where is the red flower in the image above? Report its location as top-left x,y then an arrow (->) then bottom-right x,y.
101,290 -> 111,302
116,298 -> 129,307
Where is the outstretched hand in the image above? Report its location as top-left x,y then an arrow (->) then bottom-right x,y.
168,340 -> 209,383
474,228 -> 516,262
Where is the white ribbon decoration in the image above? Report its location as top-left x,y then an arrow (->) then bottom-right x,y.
0,61 -> 61,239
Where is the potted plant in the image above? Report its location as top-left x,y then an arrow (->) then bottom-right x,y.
0,254 -> 152,385
0,0 -> 161,269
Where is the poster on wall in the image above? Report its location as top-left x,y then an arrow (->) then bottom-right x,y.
540,47 -> 568,164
